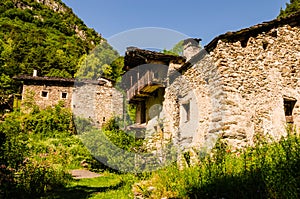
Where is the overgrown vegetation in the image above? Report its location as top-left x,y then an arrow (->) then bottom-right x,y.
135,130 -> 300,198
0,101 -> 144,198
76,117 -> 145,173
0,103 -> 96,198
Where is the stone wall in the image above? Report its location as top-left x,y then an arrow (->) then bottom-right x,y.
73,81 -> 123,127
95,84 -> 124,127
168,24 -> 300,152
72,83 -> 97,121
22,83 -> 73,109
22,78 -> 123,128
209,24 -> 300,148
164,54 -> 224,152
160,24 -> 300,153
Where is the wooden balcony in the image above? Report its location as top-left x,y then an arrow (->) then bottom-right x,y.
127,70 -> 166,102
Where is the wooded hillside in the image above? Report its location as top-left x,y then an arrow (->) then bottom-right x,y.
0,0 -> 122,108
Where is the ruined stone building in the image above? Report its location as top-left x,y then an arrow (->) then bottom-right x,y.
123,12 -> 300,152
14,73 -> 123,127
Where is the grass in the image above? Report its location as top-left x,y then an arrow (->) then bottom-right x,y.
43,172 -> 137,199
132,131 -> 300,198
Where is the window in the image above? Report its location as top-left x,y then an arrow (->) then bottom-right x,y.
61,92 -> 68,99
41,91 -> 48,98
284,98 -> 297,123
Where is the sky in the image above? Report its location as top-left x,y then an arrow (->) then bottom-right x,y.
62,0 -> 289,53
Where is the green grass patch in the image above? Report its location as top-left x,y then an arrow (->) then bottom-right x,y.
44,172 -> 137,199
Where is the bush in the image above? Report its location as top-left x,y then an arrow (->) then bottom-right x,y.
16,158 -> 71,197
0,103 -> 93,198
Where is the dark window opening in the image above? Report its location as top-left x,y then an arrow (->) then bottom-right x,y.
262,41 -> 268,50
270,30 -> 277,38
284,98 -> 297,123
141,102 -> 146,124
241,37 -> 249,48
61,92 -> 68,99
183,151 -> 191,167
41,91 -> 48,98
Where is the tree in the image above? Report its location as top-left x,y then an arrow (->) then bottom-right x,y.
75,41 -> 123,81
162,40 -> 184,56
279,0 -> 300,18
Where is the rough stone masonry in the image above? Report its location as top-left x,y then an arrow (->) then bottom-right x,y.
174,12 -> 300,150
125,12 -> 300,156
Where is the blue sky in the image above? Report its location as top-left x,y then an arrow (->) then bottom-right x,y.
62,0 -> 289,52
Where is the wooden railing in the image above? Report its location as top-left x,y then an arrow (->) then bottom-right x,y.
127,71 -> 163,101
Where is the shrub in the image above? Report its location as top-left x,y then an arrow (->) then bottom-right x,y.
16,158 -> 71,197
0,103 -> 91,197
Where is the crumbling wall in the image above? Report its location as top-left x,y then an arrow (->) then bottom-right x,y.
72,83 -> 97,121
95,85 -> 123,127
73,82 -> 123,127
209,24 -> 300,148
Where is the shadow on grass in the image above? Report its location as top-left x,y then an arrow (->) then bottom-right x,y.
44,180 -> 125,199
187,172 -> 267,199
187,164 -> 300,199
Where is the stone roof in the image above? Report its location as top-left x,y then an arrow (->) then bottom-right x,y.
204,11 -> 300,52
13,75 -> 113,86
124,47 -> 186,71
183,38 -> 201,46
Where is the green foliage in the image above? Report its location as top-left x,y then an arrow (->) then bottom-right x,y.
0,103 -> 95,197
279,0 -> 300,18
103,118 -> 143,151
142,131 -> 300,198
46,68 -> 73,78
109,56 -> 125,82
0,73 -> 17,107
0,0 -> 103,108
76,117 -> 144,172
75,41 -> 124,81
16,159 -> 71,197
162,40 -> 184,56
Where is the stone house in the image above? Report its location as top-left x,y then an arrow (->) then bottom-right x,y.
14,73 -> 123,127
14,74 -> 74,109
123,12 -> 300,153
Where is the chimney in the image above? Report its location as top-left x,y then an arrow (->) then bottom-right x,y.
183,38 -> 201,61
33,70 -> 37,77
